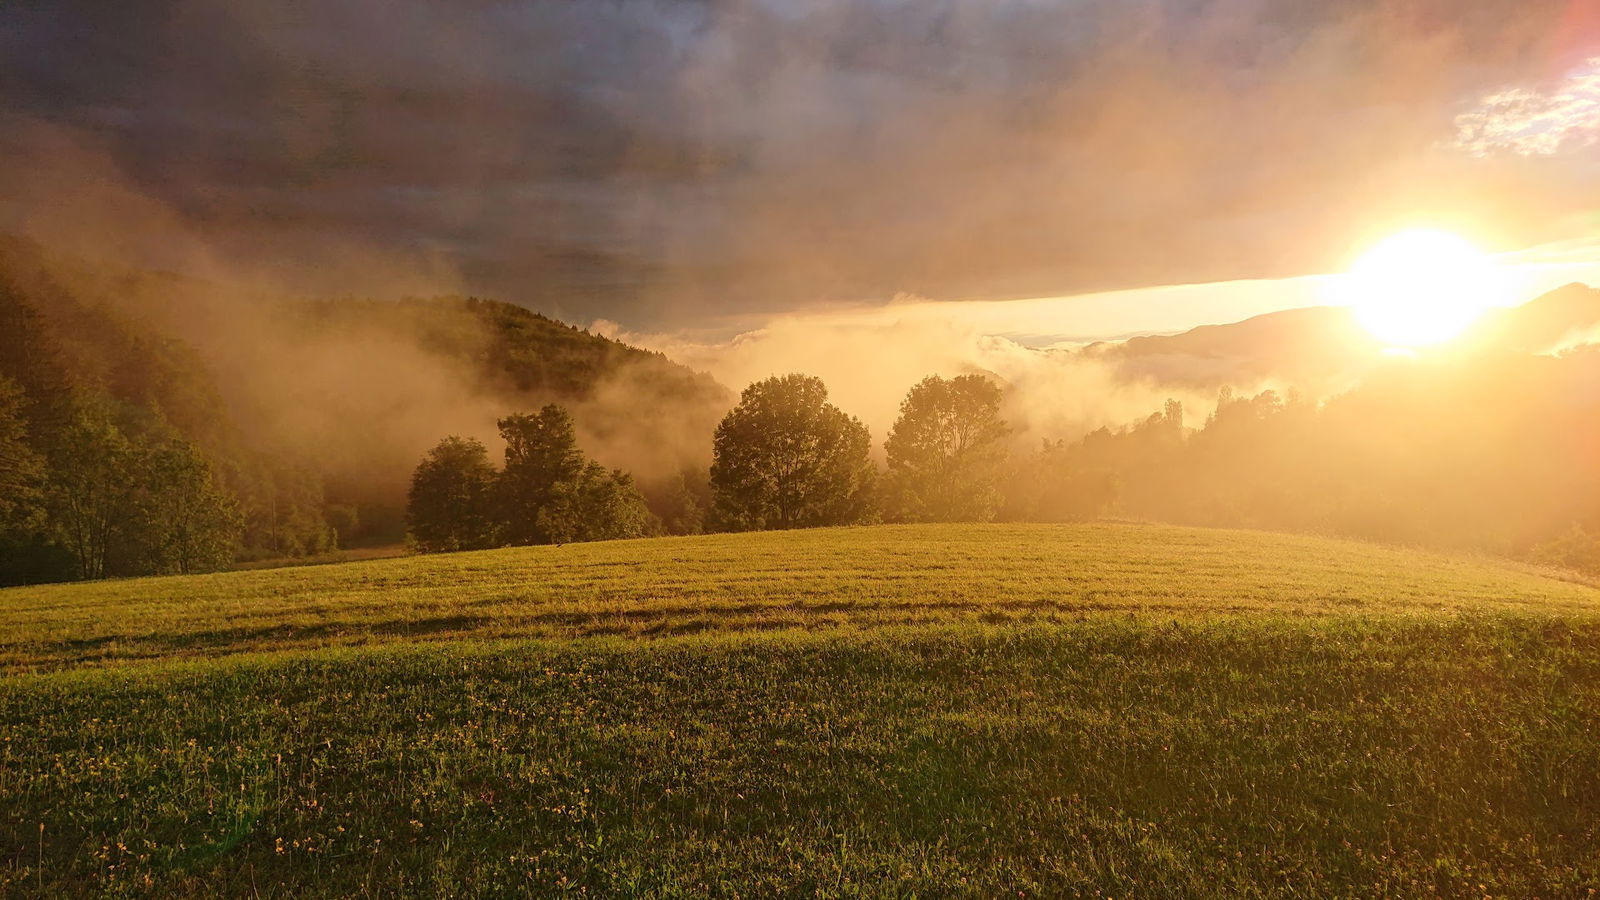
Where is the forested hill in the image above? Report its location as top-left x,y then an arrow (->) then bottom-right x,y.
0,236 -> 731,583
298,294 -> 716,404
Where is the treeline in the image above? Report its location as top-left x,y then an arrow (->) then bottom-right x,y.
0,237 -> 735,586
0,269 -> 338,585
0,381 -> 239,581
1021,349 -> 1600,571
408,406 -> 654,551
411,354 -> 1600,579
409,373 -> 1013,545
8,227 -> 1598,582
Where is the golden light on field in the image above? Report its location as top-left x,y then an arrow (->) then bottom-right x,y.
1342,229 -> 1507,348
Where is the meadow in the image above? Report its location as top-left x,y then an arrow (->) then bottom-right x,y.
3,524 -> 1600,896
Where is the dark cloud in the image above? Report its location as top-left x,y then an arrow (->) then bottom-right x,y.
2,0 -> 1598,328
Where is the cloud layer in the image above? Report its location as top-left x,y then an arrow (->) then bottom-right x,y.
2,0 -> 1599,328
1455,57 -> 1600,156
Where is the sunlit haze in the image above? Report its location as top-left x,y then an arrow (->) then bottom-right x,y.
9,4 -> 1600,894
1340,230 -> 1509,348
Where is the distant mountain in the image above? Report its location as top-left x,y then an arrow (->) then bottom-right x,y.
1086,305 -> 1382,391
1083,283 -> 1600,395
0,236 -> 733,553
1464,283 -> 1600,353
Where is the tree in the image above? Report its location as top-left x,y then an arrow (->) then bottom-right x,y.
709,374 -> 876,531
536,462 -> 654,545
1531,523 -> 1600,576
999,437 -> 1121,523
498,406 -> 584,545
0,281 -> 73,445
645,467 -> 711,536
0,376 -> 45,536
47,408 -> 139,580
884,374 -> 1009,522
42,400 -> 245,579
407,437 -> 500,552
135,439 -> 243,574
409,408 -> 656,552
0,376 -> 71,585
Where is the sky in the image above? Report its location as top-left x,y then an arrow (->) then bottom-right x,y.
3,0 -> 1600,338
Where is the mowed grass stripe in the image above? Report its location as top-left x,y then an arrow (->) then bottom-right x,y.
3,524 -> 1597,672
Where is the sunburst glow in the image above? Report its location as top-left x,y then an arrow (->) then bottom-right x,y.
1342,230 -> 1506,348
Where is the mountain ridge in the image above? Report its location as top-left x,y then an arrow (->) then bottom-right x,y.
1082,282 -> 1600,391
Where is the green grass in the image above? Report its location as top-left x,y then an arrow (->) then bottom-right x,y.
4,524 -> 1600,897
3,524 -> 1596,673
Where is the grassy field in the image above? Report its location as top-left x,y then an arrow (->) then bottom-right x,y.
2,524 -> 1596,674
231,545 -> 409,573
3,524 -> 1600,896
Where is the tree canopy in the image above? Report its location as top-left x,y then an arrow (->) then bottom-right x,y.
407,437 -> 500,552
884,374 -> 1009,522
0,376 -> 44,536
407,405 -> 654,553
709,374 -> 876,531
500,407 -> 591,545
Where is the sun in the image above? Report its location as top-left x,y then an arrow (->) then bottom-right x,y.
1341,229 -> 1506,348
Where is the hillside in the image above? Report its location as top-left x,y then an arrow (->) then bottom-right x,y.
5,523 -> 1596,673
3,524 -> 1600,895
0,236 -> 731,568
1466,282 -> 1600,352
1099,305 -> 1382,388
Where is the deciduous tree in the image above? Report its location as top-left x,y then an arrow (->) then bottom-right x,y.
136,439 -> 243,574
0,376 -> 44,536
710,374 -> 876,531
407,436 -> 500,552
884,374 -> 1009,522
498,406 -> 584,545
47,408 -> 138,580
536,462 -> 654,545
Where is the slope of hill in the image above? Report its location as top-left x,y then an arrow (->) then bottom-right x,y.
5,523 -> 1596,673
1466,282 -> 1600,352
3,524 -> 1599,895
0,236 -> 732,560
1097,305 -> 1382,387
